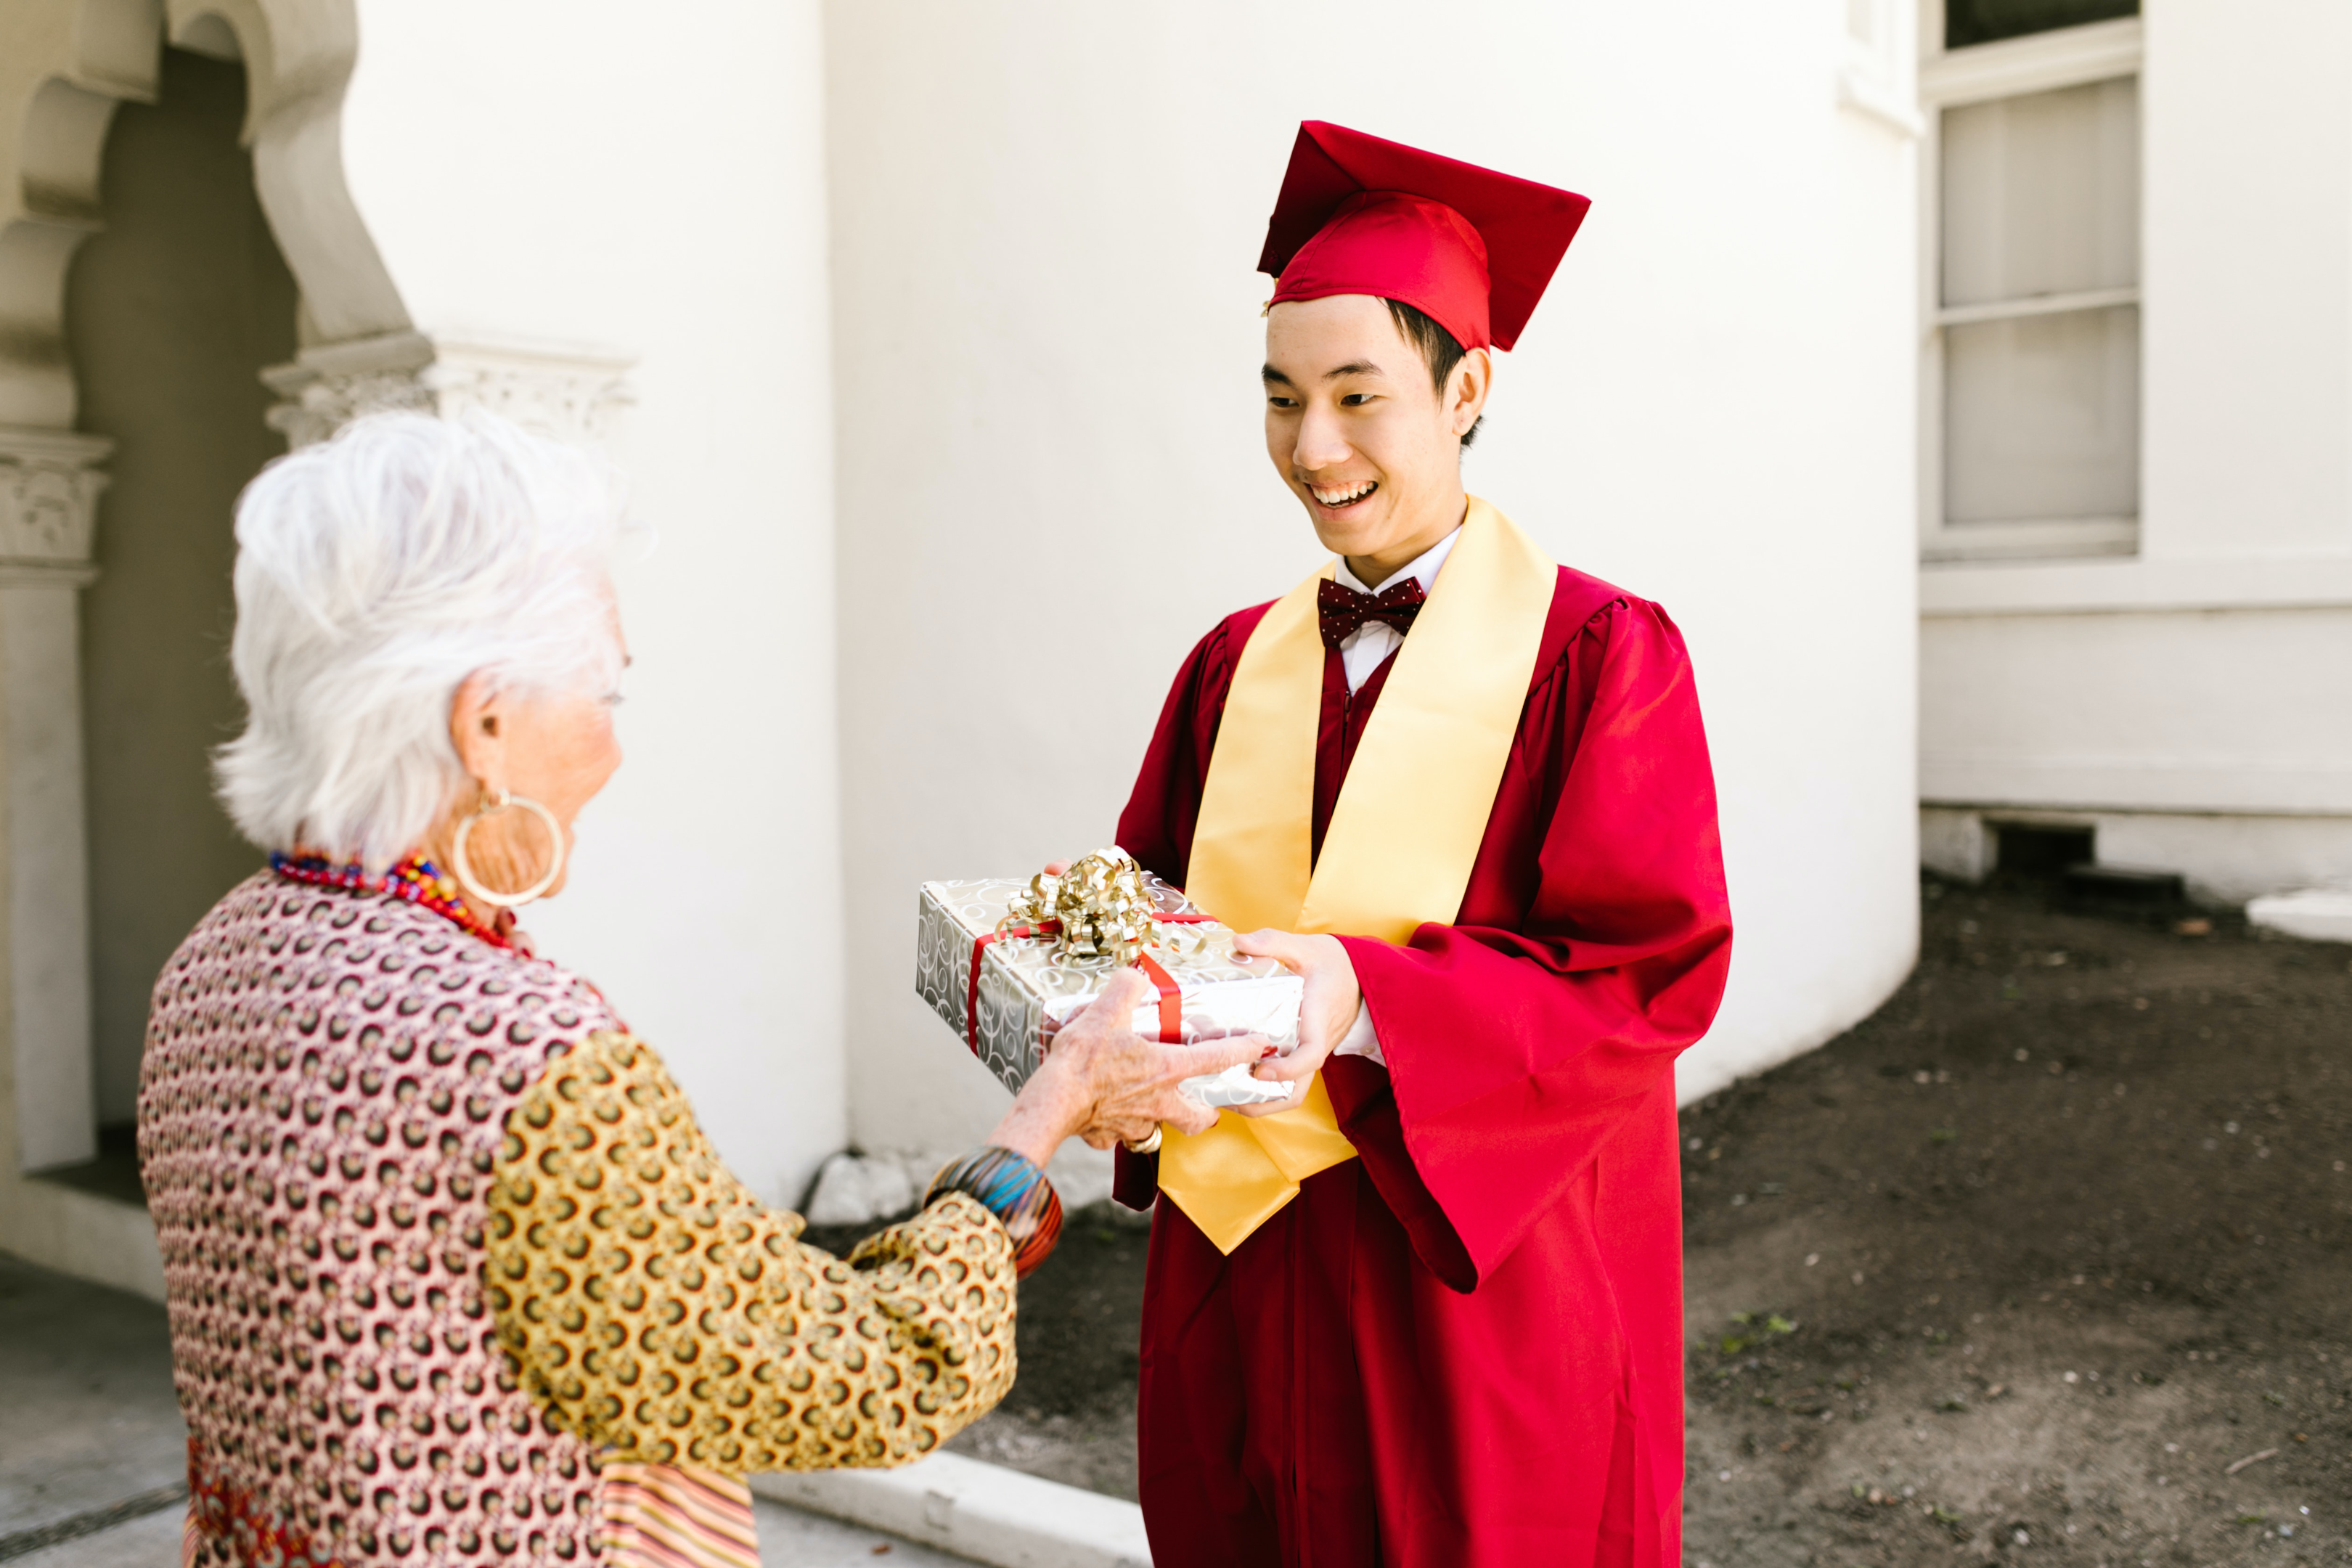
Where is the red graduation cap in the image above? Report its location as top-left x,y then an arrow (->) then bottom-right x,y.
1258,121 -> 1590,354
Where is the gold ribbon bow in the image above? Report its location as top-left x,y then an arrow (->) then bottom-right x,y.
1000,846 -> 1175,963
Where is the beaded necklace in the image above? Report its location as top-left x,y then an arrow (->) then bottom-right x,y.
269,850 -> 515,948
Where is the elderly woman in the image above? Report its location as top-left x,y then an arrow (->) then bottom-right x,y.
138,411 -> 1252,1568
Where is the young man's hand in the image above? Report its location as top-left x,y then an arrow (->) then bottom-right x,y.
1226,930 -> 1360,1118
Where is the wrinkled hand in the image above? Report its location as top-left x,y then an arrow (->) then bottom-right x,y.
988,969 -> 1265,1164
1225,930 -> 1361,1118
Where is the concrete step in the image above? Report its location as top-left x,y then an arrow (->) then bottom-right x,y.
2,1497 -> 184,1568
753,1496 -> 976,1567
755,1453 -> 1150,1568
0,1495 -> 973,1568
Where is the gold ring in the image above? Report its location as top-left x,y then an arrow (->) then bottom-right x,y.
1125,1127 -> 1164,1155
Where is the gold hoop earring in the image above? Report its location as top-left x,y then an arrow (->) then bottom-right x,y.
449,788 -> 565,907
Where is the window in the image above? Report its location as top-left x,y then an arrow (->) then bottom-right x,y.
1945,0 -> 2136,51
1922,8 -> 2142,563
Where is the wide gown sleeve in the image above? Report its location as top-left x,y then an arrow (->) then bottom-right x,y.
483,1033 -> 1016,1471
1336,597 -> 1732,1290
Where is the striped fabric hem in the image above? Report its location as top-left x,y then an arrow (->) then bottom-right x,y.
599,1462 -> 759,1568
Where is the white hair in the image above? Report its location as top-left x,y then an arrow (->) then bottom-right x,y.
215,409 -> 626,869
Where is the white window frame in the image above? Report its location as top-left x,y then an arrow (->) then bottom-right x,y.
1919,13 -> 2144,565
1842,0 -> 1924,138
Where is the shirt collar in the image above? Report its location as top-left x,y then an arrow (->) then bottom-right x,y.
1332,525 -> 1462,597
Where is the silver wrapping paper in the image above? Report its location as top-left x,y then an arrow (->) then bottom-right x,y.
916,875 -> 1302,1106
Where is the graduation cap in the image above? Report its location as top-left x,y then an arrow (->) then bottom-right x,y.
1257,121 -> 1590,354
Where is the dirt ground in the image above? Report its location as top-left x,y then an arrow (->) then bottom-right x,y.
1679,879 -> 2349,1567
828,878 -> 2352,1561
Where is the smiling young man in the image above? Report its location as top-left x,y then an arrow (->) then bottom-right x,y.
1105,123 -> 1735,1567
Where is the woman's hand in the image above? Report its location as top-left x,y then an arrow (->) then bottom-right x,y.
1224,930 -> 1361,1119
987,969 -> 1264,1165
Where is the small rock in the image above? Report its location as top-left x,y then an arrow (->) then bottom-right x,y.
2245,888 -> 2352,943
806,1151 -> 918,1225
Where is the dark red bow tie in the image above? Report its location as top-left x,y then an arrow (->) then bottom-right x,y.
1318,576 -> 1427,650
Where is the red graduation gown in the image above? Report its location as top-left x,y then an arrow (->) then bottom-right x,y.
1111,565 -> 1732,1568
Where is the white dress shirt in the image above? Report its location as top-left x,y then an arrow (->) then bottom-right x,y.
1329,526 -> 1461,693
1323,526 -> 1461,1067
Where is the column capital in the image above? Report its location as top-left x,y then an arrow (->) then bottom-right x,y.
0,426 -> 112,579
262,331 -> 636,451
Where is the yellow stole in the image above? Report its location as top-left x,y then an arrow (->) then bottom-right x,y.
1161,497 -> 1556,1251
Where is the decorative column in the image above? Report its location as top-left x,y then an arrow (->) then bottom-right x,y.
0,426 -> 106,1173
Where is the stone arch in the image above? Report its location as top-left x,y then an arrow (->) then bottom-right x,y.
0,0 -> 632,1296
0,0 -> 408,1297
1,0 -> 409,430
158,0 -> 407,343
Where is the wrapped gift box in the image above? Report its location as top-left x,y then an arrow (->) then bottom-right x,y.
916,856 -> 1301,1102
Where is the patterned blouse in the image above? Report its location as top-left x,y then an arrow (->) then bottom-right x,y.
139,873 -> 1018,1568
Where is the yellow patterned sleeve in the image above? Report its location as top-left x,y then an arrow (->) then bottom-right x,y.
483,1032 -> 1018,1471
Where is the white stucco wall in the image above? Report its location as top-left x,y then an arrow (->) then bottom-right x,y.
825,0 -> 1924,1154
337,1 -> 846,1207
1919,0 -> 2352,899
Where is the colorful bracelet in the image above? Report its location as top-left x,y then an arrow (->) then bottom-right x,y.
927,1146 -> 1063,1279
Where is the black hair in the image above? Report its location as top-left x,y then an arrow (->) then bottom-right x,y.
1384,298 -> 1485,451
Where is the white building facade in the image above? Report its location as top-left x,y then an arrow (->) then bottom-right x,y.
1916,0 -> 2352,904
0,0 -> 2153,1293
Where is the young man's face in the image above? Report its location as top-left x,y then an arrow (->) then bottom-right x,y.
1262,293 -> 1485,569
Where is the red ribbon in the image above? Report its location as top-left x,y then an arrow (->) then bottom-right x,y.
1136,952 -> 1182,1042
967,914 -> 1217,1054
967,923 -> 1047,1052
